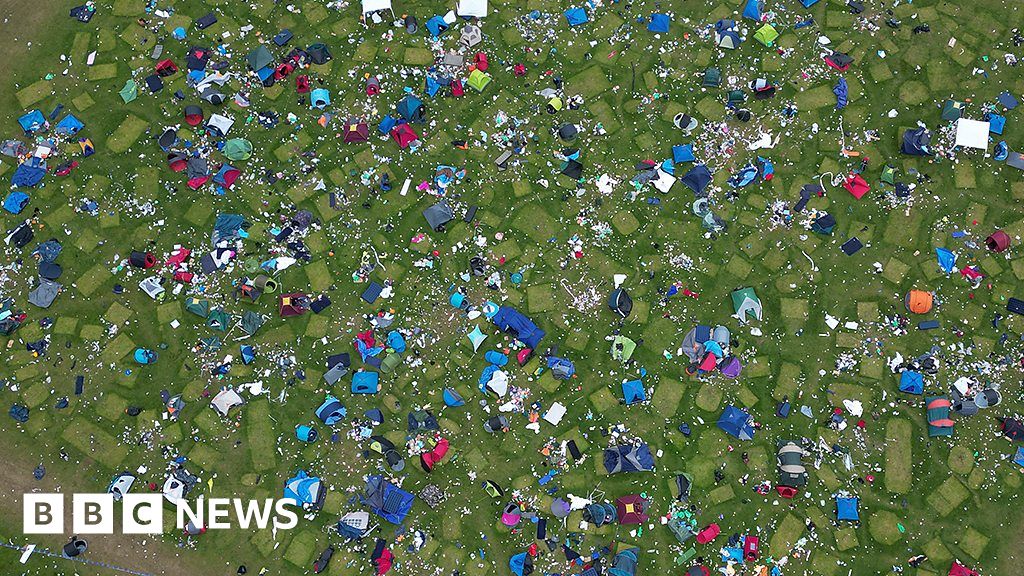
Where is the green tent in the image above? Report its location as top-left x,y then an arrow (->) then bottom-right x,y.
224,138 -> 253,161
380,353 -> 403,374
240,311 -> 264,336
207,308 -> 230,332
119,79 -> 138,103
731,287 -> 763,323
753,23 -> 779,47
611,335 -> 637,362
185,298 -> 210,318
467,69 -> 492,92
881,164 -> 896,185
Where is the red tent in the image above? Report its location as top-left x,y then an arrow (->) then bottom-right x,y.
843,173 -> 870,199
696,523 -> 720,544
451,79 -> 464,97
698,354 -> 718,372
184,105 -> 204,127
168,152 -> 188,172
279,293 -> 309,318
986,230 -> 1011,252
343,121 -> 370,144
274,62 -> 295,80
948,561 -> 978,576
156,59 -> 179,77
391,124 -> 419,148
474,52 -> 489,71
420,438 -> 450,472
776,485 -> 799,499
614,495 -> 649,525
295,75 -> 311,94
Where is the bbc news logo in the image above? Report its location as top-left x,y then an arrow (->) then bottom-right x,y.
24,494 -> 299,534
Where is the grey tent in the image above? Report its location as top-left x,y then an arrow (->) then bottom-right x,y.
777,441 -> 808,487
240,311 -> 264,335
423,201 -> 454,232
324,363 -> 349,385
187,157 -> 210,181
211,389 -> 245,416
681,164 -> 713,196
28,279 -> 61,308
246,46 -> 274,71
557,124 -> 578,141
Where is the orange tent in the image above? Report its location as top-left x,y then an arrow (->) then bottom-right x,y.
905,290 -> 933,314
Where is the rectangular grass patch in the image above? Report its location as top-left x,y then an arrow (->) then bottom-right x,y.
16,80 -> 52,108
61,419 -> 128,468
884,418 -> 912,494
247,400 -> 277,471
107,115 -> 148,154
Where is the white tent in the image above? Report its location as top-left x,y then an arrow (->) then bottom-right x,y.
456,0 -> 488,17
955,118 -> 990,150
207,114 -> 235,137
362,0 -> 395,18
211,389 -> 246,416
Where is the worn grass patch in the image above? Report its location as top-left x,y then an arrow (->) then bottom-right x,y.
884,418 -> 912,494
106,115 -> 149,154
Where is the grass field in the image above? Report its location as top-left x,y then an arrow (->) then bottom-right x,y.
0,0 -> 1022,575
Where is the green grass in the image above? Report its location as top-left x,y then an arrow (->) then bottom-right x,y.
884,419 -> 912,494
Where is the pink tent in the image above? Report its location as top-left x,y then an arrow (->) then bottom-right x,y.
615,494 -> 649,525
391,124 -> 418,148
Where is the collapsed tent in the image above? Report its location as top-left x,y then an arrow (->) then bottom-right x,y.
603,443 -> 654,474
491,306 -> 545,349
361,475 -> 415,524
717,406 -> 755,440
283,470 -> 326,511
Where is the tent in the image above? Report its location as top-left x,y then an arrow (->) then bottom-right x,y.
901,127 -> 932,155
211,389 -> 245,416
184,105 -> 204,127
718,406 -> 755,440
3,192 -> 29,214
307,44 -> 332,65
223,138 -> 252,161
207,113 -> 234,137
648,13 -> 670,33
948,562 -> 979,576
185,298 -> 210,318
583,502 -> 617,526
681,164 -> 712,196
509,552 -> 534,576
246,46 -> 274,71
352,371 -> 380,394
279,293 -> 309,317
344,120 -> 370,144
206,308 -> 230,331
622,380 -> 646,404
742,0 -> 763,20
396,95 -> 424,122
955,119 -> 989,149
777,441 -> 808,487
564,7 -> 589,27
753,24 -> 778,46
12,159 -> 46,188
443,388 -> 465,407
731,287 -> 762,323
834,78 -> 848,109
843,173 -> 870,199
369,436 -> 405,471
610,547 -> 639,576
986,230 -> 1011,252
28,279 -> 61,308
714,20 -> 741,49
491,306 -> 545,349
673,144 -> 695,163
391,123 -> 419,148
461,25 -> 482,48
310,88 -> 331,109
719,356 -> 742,378
420,437 -> 450,471
615,495 -> 648,525
926,396 -> 955,437
608,288 -> 633,317
362,0 -> 395,19
315,396 -> 347,425
899,370 -> 923,394
1000,418 -> 1024,441
456,0 -> 488,17
936,247 -> 956,273
55,114 -> 84,135
824,52 -> 853,71
836,497 -> 859,521
423,201 -> 454,232
611,335 -> 637,362
213,164 -> 240,189
905,290 -> 933,314
603,443 -> 654,474
361,475 -> 415,524
18,110 -> 47,134
284,470 -> 326,511
107,472 -> 136,501
467,69 -> 492,92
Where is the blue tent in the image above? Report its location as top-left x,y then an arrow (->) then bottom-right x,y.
648,13 -> 670,33
491,306 -> 545,349
681,164 -> 712,195
378,115 -> 397,134
836,497 -> 859,521
603,443 -> 655,474
1014,447 -> 1024,468
55,114 -> 85,135
11,158 -> 47,188
989,114 -> 1006,135
283,470 -> 326,510
717,406 -> 755,440
3,192 -> 30,215
834,78 -> 848,109
425,76 -> 442,98
240,345 -> 256,364
387,331 -> 407,353
361,475 -> 415,524
728,165 -> 759,188
352,371 -> 380,394
936,248 -> 956,273
622,380 -> 646,404
800,0 -> 819,6
547,356 -> 575,379
672,144 -> 695,163
18,110 -> 47,134
425,16 -> 449,36
742,0 -> 763,21
310,88 -> 331,109
564,7 -> 589,27
509,553 -> 533,576
485,350 -> 509,366
443,388 -> 465,407
396,95 -> 424,123
899,371 -> 923,395
315,395 -> 347,425
609,547 -> 639,576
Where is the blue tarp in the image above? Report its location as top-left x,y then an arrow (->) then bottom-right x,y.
18,110 -> 46,134
1014,447 -> 1024,468
11,158 -> 46,188
622,379 -> 646,404
800,0 -> 820,6
491,305 -> 545,349
834,77 -> 848,109
361,475 -> 415,524
3,191 -> 30,214
672,144 -> 695,163
717,406 -> 755,440
936,248 -> 956,273
899,370 -> 923,395
564,7 -> 589,26
742,0 -> 763,21
284,470 -> 325,510
211,213 -> 249,245
681,164 -> 712,195
836,497 -> 859,521
425,76 -> 442,98
648,13 -> 670,33
55,114 -> 85,135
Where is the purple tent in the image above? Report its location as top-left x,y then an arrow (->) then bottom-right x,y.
550,498 -> 571,518
719,356 -> 742,379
